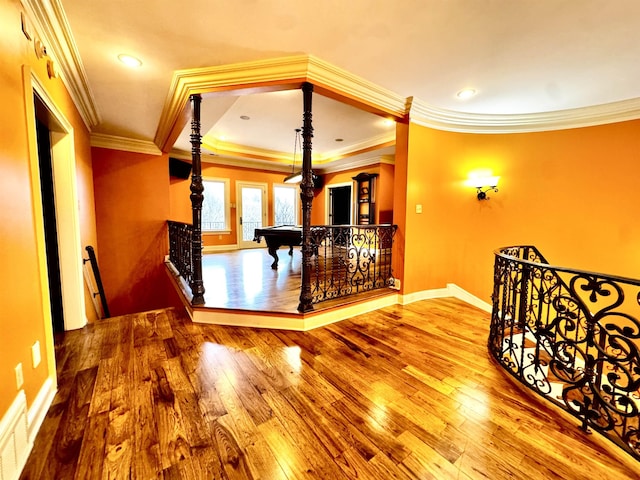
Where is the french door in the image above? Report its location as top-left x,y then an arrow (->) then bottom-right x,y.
237,182 -> 267,249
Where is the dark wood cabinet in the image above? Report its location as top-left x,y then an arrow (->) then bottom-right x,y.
352,172 -> 378,225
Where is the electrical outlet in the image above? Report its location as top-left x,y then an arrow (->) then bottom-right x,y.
415,204 -> 423,214
390,278 -> 401,291
32,341 -> 41,368
15,363 -> 24,389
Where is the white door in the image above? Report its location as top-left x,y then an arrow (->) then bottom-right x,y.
237,182 -> 267,249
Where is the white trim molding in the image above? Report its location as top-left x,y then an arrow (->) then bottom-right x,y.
0,392 -> 29,480
190,293 -> 399,331
408,96 -> 640,134
26,378 -> 56,442
155,54 -> 406,151
31,72 -> 87,332
21,0 -> 100,129
90,133 -> 163,156
400,283 -> 493,313
0,380 -> 56,480
318,153 -> 395,175
202,244 -> 239,253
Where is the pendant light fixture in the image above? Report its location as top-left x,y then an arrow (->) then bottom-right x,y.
283,128 -> 302,184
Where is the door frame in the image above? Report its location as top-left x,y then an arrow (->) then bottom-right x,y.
236,181 -> 268,249
29,70 -> 86,332
24,67 -> 87,384
325,181 -> 354,225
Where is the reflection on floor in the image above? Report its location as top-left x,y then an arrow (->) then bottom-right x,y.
200,247 -> 392,314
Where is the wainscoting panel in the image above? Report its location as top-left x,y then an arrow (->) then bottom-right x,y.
0,391 -> 29,480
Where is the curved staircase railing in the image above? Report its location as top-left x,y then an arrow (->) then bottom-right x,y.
490,245 -> 640,460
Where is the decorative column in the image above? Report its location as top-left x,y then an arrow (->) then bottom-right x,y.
189,94 -> 206,305
298,82 -> 314,312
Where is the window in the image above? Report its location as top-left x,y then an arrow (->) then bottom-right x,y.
202,178 -> 230,232
274,185 -> 298,225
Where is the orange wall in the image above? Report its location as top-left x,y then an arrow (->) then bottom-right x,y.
169,163 -> 301,246
0,0 -> 96,415
377,162 -> 395,224
392,122 -> 409,288
170,162 -> 395,241
93,148 -> 180,316
398,120 -> 640,304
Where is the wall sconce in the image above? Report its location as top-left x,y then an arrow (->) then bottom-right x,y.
466,176 -> 500,200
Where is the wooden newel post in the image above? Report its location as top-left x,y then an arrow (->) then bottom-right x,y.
189,94 -> 206,305
298,82 -> 314,312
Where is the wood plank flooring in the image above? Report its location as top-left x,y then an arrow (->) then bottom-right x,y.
200,248 -> 303,312
199,248 -> 391,313
20,298 -> 640,479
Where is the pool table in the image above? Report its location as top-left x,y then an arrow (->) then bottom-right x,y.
253,225 -> 302,269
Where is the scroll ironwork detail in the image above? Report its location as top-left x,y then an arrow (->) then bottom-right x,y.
489,245 -> 640,461
308,224 -> 397,304
167,221 -> 194,291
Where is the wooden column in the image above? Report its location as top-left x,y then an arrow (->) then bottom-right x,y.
298,82 -> 314,312
189,94 -> 206,305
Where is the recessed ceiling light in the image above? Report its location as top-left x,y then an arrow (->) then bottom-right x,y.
456,88 -> 476,100
240,115 -> 250,120
117,54 -> 142,68
383,119 -> 395,127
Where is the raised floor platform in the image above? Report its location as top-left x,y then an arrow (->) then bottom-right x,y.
166,247 -> 398,330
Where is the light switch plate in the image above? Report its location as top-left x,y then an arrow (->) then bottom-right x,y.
15,363 -> 24,389
32,341 -> 41,368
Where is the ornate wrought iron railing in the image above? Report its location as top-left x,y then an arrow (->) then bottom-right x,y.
308,224 -> 397,304
168,220 -> 397,309
490,245 -> 640,460
168,221 -> 194,287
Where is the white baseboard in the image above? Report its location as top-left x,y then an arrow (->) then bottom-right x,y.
446,283 -> 492,312
0,378 -> 56,480
26,378 -> 55,442
203,244 -> 239,253
302,294 -> 399,330
192,293 -> 399,331
0,391 -> 29,480
401,283 -> 492,313
400,287 -> 450,305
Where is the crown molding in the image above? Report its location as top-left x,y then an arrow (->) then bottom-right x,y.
200,131 -> 395,166
407,96 -> 640,134
203,155 -> 293,173
170,148 -> 294,173
317,154 -> 395,175
315,131 -> 395,164
91,133 -> 162,155
169,146 -> 395,175
305,55 -> 406,118
201,138 -> 292,165
22,0 -> 100,129
154,54 -> 406,152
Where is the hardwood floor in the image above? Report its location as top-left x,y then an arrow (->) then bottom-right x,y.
21,298 -> 640,479
199,248 -> 392,313
201,248 -> 302,312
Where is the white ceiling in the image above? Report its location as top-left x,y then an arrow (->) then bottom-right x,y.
58,0 -> 640,165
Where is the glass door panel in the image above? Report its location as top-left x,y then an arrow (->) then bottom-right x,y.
237,183 -> 267,248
